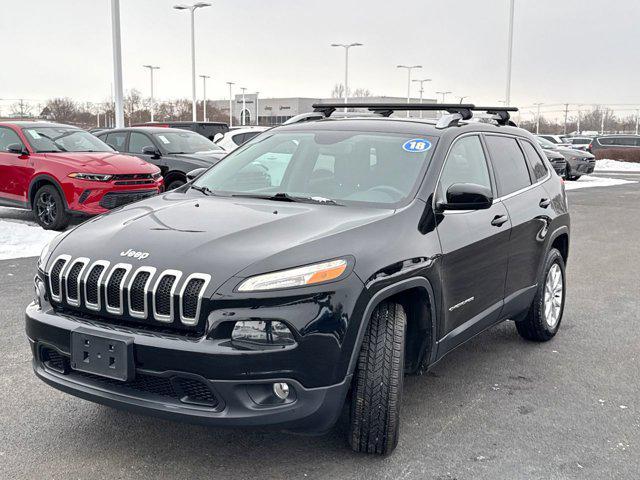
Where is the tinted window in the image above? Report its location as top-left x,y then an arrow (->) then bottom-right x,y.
521,140 -> 548,181
572,138 -> 590,145
485,135 -> 532,196
104,132 -> 127,151
243,131 -> 261,142
439,136 -> 491,197
129,132 -> 154,154
0,127 -> 23,151
232,133 -> 246,146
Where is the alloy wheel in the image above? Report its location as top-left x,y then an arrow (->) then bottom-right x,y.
36,193 -> 57,226
543,263 -> 563,328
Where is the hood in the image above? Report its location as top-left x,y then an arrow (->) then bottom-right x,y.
543,149 -> 565,161
48,190 -> 396,293
43,152 -> 159,174
174,151 -> 226,165
555,147 -> 595,159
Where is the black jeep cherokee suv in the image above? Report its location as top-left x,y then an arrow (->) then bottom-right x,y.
26,103 -> 569,455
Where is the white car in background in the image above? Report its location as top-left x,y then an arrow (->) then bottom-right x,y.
214,126 -> 270,152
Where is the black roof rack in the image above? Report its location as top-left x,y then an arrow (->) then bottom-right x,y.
310,103 -> 519,127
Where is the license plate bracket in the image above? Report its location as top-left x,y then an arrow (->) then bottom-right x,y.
70,327 -> 134,381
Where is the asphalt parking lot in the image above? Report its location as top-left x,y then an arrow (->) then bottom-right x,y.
1,174 -> 639,480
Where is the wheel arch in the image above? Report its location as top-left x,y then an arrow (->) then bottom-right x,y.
28,175 -> 68,209
347,277 -> 438,377
548,226 -> 569,265
163,170 -> 187,186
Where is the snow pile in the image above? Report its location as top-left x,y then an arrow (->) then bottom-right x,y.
564,175 -> 636,191
595,159 -> 640,172
0,219 -> 61,260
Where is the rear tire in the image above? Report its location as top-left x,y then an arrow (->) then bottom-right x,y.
516,248 -> 566,342
33,185 -> 70,231
349,301 -> 406,455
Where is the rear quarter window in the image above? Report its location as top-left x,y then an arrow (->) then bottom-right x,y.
520,140 -> 548,181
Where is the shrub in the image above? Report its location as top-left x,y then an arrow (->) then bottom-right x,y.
594,148 -> 640,163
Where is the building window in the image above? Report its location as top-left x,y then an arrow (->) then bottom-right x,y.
240,109 -> 251,125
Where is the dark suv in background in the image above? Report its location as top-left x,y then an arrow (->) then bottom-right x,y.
27,103 -> 569,455
97,127 -> 226,190
132,121 -> 229,141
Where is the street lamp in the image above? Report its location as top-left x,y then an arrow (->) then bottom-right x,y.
255,91 -> 259,126
436,91 -> 452,103
397,65 -> 422,117
110,0 -> 125,127
240,87 -> 247,125
457,95 -> 469,104
226,81 -> 234,127
199,74 -> 210,121
173,2 -> 211,122
533,102 -> 543,134
412,78 -> 432,118
331,43 -> 363,111
143,65 -> 160,122
505,0 -> 515,105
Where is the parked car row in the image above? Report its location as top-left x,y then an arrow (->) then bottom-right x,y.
536,136 -> 596,180
0,118 -> 275,230
540,132 -> 640,159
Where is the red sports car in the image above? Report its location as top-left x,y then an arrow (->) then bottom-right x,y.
0,122 -> 163,230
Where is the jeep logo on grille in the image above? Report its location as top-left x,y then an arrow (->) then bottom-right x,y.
120,249 -> 150,260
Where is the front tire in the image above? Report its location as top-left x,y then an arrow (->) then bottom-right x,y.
166,178 -> 186,191
33,185 -> 70,231
516,248 -> 566,342
349,301 -> 406,455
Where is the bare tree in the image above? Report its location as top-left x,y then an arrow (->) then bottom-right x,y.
352,88 -> 372,98
44,98 -> 77,123
9,101 -> 33,118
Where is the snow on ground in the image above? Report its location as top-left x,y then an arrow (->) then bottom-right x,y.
595,159 -> 640,172
563,175 -> 636,191
0,214 -> 61,260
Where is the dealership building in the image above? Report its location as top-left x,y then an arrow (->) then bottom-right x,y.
210,95 -> 438,126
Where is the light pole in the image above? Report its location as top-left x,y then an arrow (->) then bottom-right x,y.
240,87 -> 247,125
457,95 -> 469,104
534,102 -> 543,134
255,91 -> 259,125
110,0 -> 124,128
636,109 -> 639,136
436,91 -> 452,103
412,78 -> 432,118
143,65 -> 160,122
199,74 -> 210,121
331,43 -> 363,111
397,65 -> 422,117
226,81 -> 234,127
173,2 -> 211,122
577,105 -> 581,133
505,0 -> 515,105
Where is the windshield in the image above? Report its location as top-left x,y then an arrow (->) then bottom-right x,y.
193,129 -> 436,206
23,127 -> 113,153
153,130 -> 223,154
536,136 -> 556,149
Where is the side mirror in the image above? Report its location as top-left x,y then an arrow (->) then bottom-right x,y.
7,143 -> 28,155
439,183 -> 493,211
186,167 -> 207,181
142,146 -> 160,157
213,132 -> 224,143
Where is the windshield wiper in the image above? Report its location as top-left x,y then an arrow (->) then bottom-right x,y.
168,151 -> 188,154
231,192 -> 343,206
190,185 -> 216,196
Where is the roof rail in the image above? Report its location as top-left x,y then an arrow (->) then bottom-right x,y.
471,106 -> 519,126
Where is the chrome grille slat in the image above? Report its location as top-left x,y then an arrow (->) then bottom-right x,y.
49,257 -> 208,328
64,257 -> 89,307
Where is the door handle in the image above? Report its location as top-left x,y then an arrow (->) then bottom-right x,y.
539,198 -> 551,208
491,214 -> 508,227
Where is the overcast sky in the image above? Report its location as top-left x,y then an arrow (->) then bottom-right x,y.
1,0 -> 639,117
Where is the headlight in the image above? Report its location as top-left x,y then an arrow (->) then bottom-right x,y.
38,229 -> 72,269
237,259 -> 348,292
68,173 -> 113,182
152,172 -> 162,180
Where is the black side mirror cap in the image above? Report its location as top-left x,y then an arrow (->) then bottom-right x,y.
186,167 -> 207,181
438,183 -> 493,211
7,143 -> 28,155
142,146 -> 161,157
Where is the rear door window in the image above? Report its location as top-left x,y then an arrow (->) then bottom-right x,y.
520,140 -> 548,181
484,135 -> 532,196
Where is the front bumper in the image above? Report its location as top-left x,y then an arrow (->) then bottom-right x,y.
65,180 -> 163,215
26,302 -> 351,433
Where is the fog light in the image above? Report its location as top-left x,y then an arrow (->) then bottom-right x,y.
273,382 -> 290,400
231,320 -> 295,350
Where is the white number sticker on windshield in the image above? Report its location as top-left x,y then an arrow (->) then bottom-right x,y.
402,138 -> 431,153
157,135 -> 170,144
27,130 -> 42,139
